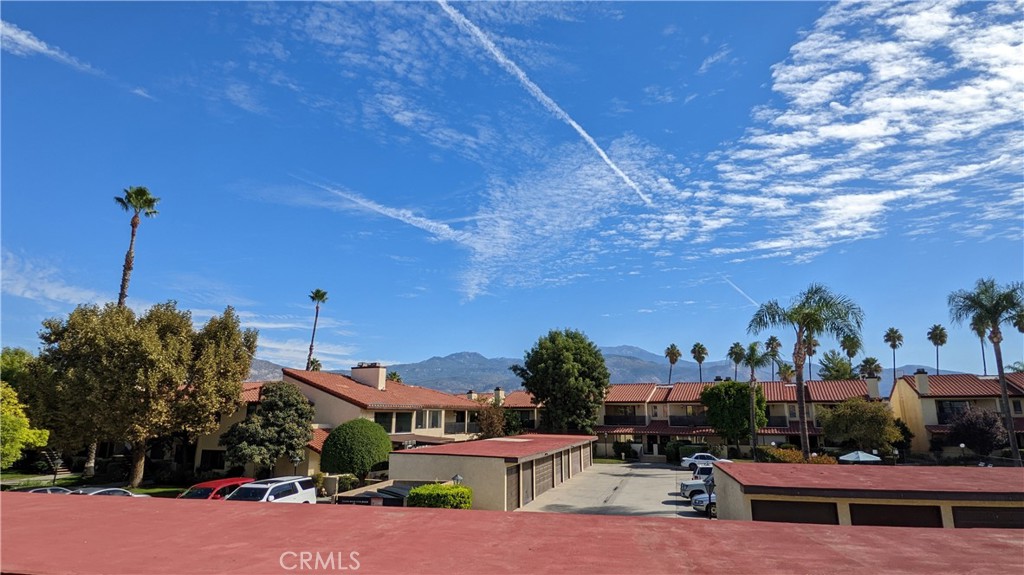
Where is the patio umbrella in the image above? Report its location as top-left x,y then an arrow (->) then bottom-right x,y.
839,450 -> 882,463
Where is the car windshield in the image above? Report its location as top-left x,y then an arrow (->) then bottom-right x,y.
179,487 -> 215,499
227,486 -> 268,501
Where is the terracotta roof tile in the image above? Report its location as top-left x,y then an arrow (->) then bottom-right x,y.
502,390 -> 539,408
759,381 -> 798,403
759,423 -> 823,436
240,381 -> 265,403
901,373 -> 1024,398
283,369 -> 482,410
806,379 -> 869,402
604,383 -> 657,403
649,387 -> 672,403
595,420 -> 680,434
307,427 -> 331,453
666,382 -> 711,403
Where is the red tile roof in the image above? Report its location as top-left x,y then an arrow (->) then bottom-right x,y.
649,387 -> 672,403
758,423 -> 823,436
666,382 -> 711,403
604,383 -> 657,403
307,427 -> 331,454
927,417 -> 1024,435
240,381 -> 265,403
390,433 -> 594,461
595,420 -> 678,435
806,379 -> 868,402
502,390 -> 539,408
900,373 -> 1024,398
284,369 -> 481,410
759,381 -> 797,403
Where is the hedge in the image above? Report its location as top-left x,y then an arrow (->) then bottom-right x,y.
406,484 -> 473,509
677,444 -> 710,459
754,446 -> 837,464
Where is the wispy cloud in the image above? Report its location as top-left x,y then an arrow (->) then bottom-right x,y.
256,336 -> 360,371
1,251 -> 107,309
436,0 -> 652,205
697,44 -> 731,75
1,20 -> 103,76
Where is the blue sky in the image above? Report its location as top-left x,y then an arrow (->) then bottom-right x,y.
2,1 -> 1022,376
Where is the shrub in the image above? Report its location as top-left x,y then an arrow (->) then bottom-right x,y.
706,444 -> 725,458
30,459 -> 52,475
664,441 -> 683,463
225,465 -> 246,478
321,419 -> 393,485
807,454 -> 838,465
335,474 -> 359,494
677,444 -> 709,459
612,441 -> 638,460
756,447 -> 837,464
727,446 -> 741,459
70,456 -> 87,473
778,443 -> 799,451
406,484 -> 473,509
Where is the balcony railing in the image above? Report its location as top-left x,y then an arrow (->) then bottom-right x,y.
520,419 -> 537,429
444,422 -> 481,434
669,415 -> 707,427
466,422 -> 480,434
603,415 -> 647,426
766,416 -> 788,428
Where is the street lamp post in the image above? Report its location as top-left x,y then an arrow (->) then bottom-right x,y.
291,454 -> 302,475
959,443 -> 966,459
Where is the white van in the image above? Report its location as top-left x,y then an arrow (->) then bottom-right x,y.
224,476 -> 317,503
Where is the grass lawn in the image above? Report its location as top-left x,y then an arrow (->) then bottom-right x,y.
1,475 -> 85,490
130,486 -> 185,498
592,458 -> 626,464
0,471 -> 47,480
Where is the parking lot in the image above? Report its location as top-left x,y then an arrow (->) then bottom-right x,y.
519,462 -> 708,519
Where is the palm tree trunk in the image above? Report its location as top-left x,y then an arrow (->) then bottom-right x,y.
668,364 -> 673,385
796,374 -> 810,460
935,346 -> 940,375
129,440 -> 147,488
892,348 -> 897,386
306,303 -> 320,370
698,363 -> 703,383
992,336 -> 1022,467
118,217 -> 139,307
771,360 -> 776,382
980,339 -> 988,376
749,381 -> 757,462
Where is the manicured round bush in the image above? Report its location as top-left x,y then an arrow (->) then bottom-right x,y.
407,484 -> 472,509
321,419 -> 392,483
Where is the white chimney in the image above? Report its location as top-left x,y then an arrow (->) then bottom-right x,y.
351,362 -> 387,391
914,369 -> 929,396
494,387 -> 506,406
865,377 -> 880,399
467,390 -> 478,401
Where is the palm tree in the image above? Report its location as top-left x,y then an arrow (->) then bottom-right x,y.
387,370 -> 403,382
840,334 -> 861,362
926,324 -> 948,375
857,356 -> 883,379
691,343 -> 708,383
765,336 -> 782,381
742,342 -> 772,459
727,342 -> 745,381
777,362 -> 795,383
971,315 -> 989,376
664,343 -> 681,384
114,186 -> 160,307
748,283 -> 864,459
804,334 -> 819,381
948,278 -> 1024,467
306,289 -> 329,371
308,357 -> 322,371
883,327 -> 903,386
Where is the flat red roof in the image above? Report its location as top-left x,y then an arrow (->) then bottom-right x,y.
391,433 -> 595,462
717,463 -> 1024,500
2,494 -> 1021,574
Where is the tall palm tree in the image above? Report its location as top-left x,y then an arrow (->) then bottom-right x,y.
804,335 -> 819,381
306,289 -> 329,370
857,357 -> 883,379
691,343 -> 708,383
840,334 -> 862,362
114,186 -> 160,307
742,342 -> 772,459
664,343 -> 681,384
883,327 -> 903,386
727,342 -> 745,381
926,324 -> 948,375
949,278 -> 1024,467
777,362 -> 795,383
748,283 -> 864,459
765,335 -> 782,381
971,315 -> 989,376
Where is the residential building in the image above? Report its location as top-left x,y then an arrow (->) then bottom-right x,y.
472,387 -> 542,430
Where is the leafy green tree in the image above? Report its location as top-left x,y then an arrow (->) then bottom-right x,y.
926,324 -> 948,375
883,327 -> 903,385
749,283 -> 864,459
857,357 -> 883,379
691,342 -> 708,382
0,347 -> 34,393
114,186 -> 160,307
664,343 -> 681,384
0,381 -> 49,468
764,336 -> 782,381
727,341 -> 744,381
818,398 -> 901,451
949,278 -> 1024,466
320,418 -> 392,485
803,334 -> 819,381
818,350 -> 855,380
306,289 -> 328,371
221,381 -> 314,475
35,303 -> 257,486
476,400 -> 507,439
741,342 -> 772,458
701,379 -> 766,453
893,418 -> 914,453
948,406 -> 1007,456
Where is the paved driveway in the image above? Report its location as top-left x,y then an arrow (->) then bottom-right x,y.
518,462 -> 707,519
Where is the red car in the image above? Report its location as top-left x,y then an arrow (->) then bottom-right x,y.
178,477 -> 253,500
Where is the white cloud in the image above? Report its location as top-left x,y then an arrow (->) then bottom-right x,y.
697,44 -> 731,75
1,251 -> 108,308
1,20 -> 103,76
256,336 -> 359,371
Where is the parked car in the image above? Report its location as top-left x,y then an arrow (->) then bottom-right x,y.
690,464 -> 714,481
224,476 -> 316,503
178,477 -> 253,500
691,492 -> 717,517
681,453 -> 732,471
69,487 -> 150,497
21,486 -> 72,494
680,475 -> 714,500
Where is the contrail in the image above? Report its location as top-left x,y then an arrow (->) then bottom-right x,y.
722,276 -> 759,306
436,0 -> 652,206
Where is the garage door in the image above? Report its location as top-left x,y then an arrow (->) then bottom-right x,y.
563,451 -> 570,479
571,447 -> 582,475
522,461 -> 534,505
953,506 -> 1024,529
583,444 -> 591,468
554,452 -> 563,486
505,465 -> 520,511
535,456 -> 554,497
850,504 -> 943,528
751,500 -> 839,525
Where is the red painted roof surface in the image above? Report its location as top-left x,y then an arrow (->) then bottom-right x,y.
649,386 -> 672,402
307,427 -> 331,454
3,494 -> 1022,575
240,381 -> 264,403
284,369 -> 481,410
759,381 -> 797,402
604,383 -> 656,403
806,379 -> 868,402
666,382 -> 711,402
717,462 -> 1024,497
900,373 -> 1024,398
502,390 -> 538,408
390,433 -> 594,461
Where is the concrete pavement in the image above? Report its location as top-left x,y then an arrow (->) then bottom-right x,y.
519,462 -> 707,518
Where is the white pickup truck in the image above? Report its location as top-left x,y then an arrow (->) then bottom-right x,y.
680,474 -> 714,500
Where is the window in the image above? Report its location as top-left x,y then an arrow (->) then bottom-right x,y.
937,400 -> 972,424
788,405 -> 797,419
455,411 -> 466,423
1014,400 -> 1022,415
416,410 -> 427,429
269,483 -> 298,499
298,478 -> 315,491
652,405 -> 659,417
395,412 -> 413,434
246,403 -> 258,418
375,412 -> 393,433
429,410 -> 441,428
199,449 -> 226,470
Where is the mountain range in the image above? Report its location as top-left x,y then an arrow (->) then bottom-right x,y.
248,346 -> 950,398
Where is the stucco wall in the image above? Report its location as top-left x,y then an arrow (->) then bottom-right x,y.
389,453 -> 507,510
194,406 -> 249,471
890,379 -> 928,452
714,467 -> 748,521
283,374 -> 365,426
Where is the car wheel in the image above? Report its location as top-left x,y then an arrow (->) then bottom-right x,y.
689,490 -> 704,499
707,503 -> 717,519
688,463 -> 697,472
